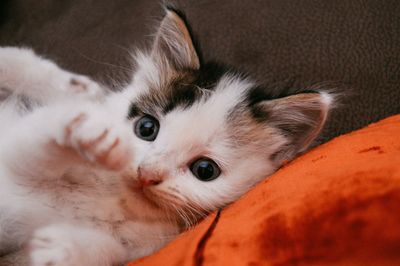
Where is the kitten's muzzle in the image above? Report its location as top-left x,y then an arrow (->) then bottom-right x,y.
137,166 -> 163,187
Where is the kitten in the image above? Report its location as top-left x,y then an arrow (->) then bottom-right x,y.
0,8 -> 333,266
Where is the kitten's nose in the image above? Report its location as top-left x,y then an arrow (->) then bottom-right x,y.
137,166 -> 163,187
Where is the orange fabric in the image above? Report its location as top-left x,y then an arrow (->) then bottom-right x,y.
129,115 -> 400,266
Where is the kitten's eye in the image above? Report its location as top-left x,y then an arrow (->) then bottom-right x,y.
190,158 -> 221,182
134,115 -> 159,141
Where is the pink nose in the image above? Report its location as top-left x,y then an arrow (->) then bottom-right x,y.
137,166 -> 163,187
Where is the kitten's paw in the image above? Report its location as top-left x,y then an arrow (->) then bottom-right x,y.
59,112 -> 132,171
67,74 -> 105,100
29,227 -> 79,266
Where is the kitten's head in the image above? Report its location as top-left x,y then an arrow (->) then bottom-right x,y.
121,9 -> 333,226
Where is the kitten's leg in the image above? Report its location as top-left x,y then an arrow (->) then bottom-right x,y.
29,223 -> 128,266
0,102 -> 133,179
0,47 -> 104,103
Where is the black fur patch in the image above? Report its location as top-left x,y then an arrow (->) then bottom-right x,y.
163,62 -> 231,114
245,83 -> 320,123
249,103 -> 271,123
127,103 -> 141,119
131,62 -> 232,117
246,86 -> 275,106
163,79 -> 201,113
246,86 -> 277,122
195,62 -> 232,90
162,62 -> 232,113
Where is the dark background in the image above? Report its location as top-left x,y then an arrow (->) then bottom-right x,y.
1,0 -> 399,142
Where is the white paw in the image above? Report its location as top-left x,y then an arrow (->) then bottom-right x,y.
58,110 -> 133,171
29,227 -> 79,266
67,74 -> 105,100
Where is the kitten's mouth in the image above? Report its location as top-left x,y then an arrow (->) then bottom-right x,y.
141,188 -> 162,206
122,172 -> 163,208
121,170 -> 183,211
133,182 -> 179,209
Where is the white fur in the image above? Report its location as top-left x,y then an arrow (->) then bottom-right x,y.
0,47 -> 104,103
0,47 -> 178,265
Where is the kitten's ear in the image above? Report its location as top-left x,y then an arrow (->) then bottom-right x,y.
255,92 -> 333,161
151,9 -> 200,71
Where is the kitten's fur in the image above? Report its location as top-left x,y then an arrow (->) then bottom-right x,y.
0,9 -> 333,266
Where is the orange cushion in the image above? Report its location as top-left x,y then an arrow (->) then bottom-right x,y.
128,115 -> 400,266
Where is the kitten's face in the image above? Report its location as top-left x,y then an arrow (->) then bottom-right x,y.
117,10 -> 332,225
127,74 -> 284,221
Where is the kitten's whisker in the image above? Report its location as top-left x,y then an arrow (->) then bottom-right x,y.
179,195 -> 210,220
180,208 -> 193,228
113,43 -> 133,55
74,50 -> 131,71
169,203 -> 185,224
185,203 -> 205,220
179,205 -> 196,229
